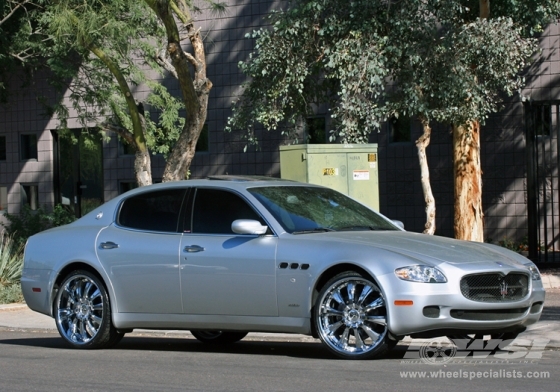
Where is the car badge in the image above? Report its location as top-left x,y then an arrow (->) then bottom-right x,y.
495,262 -> 504,267
499,279 -> 509,298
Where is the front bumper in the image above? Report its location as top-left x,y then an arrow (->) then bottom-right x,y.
377,272 -> 545,337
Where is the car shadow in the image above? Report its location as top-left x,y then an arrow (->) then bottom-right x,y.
0,331 -> 522,361
0,330 -> 412,360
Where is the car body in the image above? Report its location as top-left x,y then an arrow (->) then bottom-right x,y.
21,176 -> 545,359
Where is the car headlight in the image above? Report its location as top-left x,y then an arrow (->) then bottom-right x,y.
525,263 -> 541,281
395,265 -> 447,283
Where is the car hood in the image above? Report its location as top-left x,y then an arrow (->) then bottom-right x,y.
312,230 -> 529,269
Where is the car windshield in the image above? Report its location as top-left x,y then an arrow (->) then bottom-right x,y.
248,186 -> 398,234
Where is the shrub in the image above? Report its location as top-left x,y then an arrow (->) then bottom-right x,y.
0,231 -> 24,303
1,204 -> 76,248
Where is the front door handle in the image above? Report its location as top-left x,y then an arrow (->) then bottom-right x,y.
100,241 -> 119,249
183,245 -> 205,253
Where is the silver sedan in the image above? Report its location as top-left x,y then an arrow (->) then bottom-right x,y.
21,176 -> 545,359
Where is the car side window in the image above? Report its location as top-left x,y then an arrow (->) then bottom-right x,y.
118,189 -> 186,232
191,188 -> 263,234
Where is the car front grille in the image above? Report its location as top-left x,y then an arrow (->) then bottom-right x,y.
460,273 -> 529,303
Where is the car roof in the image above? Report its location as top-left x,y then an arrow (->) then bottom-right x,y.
119,176 -> 316,196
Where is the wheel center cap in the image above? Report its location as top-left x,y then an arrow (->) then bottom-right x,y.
344,307 -> 364,327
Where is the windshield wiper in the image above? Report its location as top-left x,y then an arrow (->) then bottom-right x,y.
337,225 -> 383,231
292,227 -> 335,234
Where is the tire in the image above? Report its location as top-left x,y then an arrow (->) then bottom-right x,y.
314,271 -> 395,359
190,330 -> 248,344
54,270 -> 123,349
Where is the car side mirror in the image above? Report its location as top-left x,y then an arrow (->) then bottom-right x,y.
232,219 -> 268,235
392,220 -> 405,230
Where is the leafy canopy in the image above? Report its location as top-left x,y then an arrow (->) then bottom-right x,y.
228,0 -> 560,144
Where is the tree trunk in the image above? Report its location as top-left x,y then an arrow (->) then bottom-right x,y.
134,149 -> 153,187
89,44 -> 152,187
453,121 -> 484,241
147,0 -> 212,182
416,116 -> 436,235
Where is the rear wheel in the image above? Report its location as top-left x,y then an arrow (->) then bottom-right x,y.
54,270 -> 123,349
190,330 -> 248,344
314,271 -> 395,359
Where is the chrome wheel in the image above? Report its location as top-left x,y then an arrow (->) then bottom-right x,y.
55,270 -> 122,349
191,330 -> 248,344
315,272 -> 393,359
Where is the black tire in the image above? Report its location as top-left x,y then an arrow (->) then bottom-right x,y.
54,270 -> 123,349
190,330 -> 248,344
314,271 -> 395,359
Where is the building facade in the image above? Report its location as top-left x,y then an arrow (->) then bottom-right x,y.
0,0 -> 558,263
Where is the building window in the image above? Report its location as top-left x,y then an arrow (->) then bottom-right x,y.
0,136 -> 6,161
118,137 -> 136,156
196,124 -> 209,152
306,117 -> 327,144
119,181 -> 138,195
0,187 -> 7,212
20,134 -> 38,160
21,184 -> 39,210
389,116 -> 411,143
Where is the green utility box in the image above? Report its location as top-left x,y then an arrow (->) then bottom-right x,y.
279,144 -> 379,210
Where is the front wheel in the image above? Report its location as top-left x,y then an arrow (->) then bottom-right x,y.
190,330 -> 248,344
314,271 -> 395,359
54,270 -> 123,349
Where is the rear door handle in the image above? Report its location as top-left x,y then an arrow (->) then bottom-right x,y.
183,245 -> 205,253
100,241 -> 119,249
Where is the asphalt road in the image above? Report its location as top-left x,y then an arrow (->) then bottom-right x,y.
0,290 -> 558,392
0,330 -> 558,391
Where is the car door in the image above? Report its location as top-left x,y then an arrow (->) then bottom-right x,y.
180,187 -> 278,316
96,188 -> 187,314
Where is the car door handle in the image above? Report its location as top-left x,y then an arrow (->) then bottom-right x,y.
184,245 -> 205,253
100,241 -> 119,249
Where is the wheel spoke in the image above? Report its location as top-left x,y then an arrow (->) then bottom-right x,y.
338,327 -> 351,348
354,328 -> 366,350
322,305 -> 344,317
331,289 -> 345,306
364,296 -> 384,311
346,282 -> 356,303
365,315 -> 387,326
357,285 -> 373,305
327,319 -> 344,334
360,324 -> 381,342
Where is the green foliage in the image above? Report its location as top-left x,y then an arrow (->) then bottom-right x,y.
1,204 -> 76,248
0,231 -> 24,303
0,0 -> 43,103
228,0 -> 559,144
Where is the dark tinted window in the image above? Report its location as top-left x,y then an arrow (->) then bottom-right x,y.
118,189 -> 186,232
191,188 -> 263,234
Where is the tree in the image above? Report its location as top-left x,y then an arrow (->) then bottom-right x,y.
228,0 -> 559,241
0,0 -> 42,103
40,0 -> 221,186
